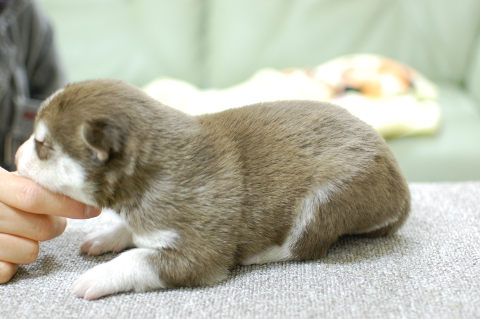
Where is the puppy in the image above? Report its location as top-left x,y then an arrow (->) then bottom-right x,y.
16,79 -> 410,300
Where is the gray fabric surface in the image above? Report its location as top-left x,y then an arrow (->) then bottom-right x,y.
1,182 -> 479,318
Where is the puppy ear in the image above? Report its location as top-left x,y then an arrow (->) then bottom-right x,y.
80,119 -> 124,162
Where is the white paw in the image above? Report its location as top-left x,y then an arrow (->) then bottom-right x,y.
80,222 -> 133,255
71,248 -> 165,300
71,262 -> 122,300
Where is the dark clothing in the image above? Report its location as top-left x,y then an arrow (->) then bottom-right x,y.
0,0 -> 65,170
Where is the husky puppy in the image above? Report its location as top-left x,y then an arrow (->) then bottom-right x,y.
16,79 -> 410,300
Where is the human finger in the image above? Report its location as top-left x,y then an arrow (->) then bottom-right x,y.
0,233 -> 40,264
0,167 -> 101,219
0,261 -> 19,284
0,202 -> 67,241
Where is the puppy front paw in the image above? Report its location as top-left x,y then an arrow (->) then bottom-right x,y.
80,222 -> 133,255
72,248 -> 164,300
71,262 -> 119,300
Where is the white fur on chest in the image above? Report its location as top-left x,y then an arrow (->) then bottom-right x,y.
132,229 -> 179,249
80,218 -> 180,255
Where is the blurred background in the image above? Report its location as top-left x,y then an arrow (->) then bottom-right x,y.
38,0 -> 480,182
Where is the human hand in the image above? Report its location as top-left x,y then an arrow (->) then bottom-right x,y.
0,167 -> 101,283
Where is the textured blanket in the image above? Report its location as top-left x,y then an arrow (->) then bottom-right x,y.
1,182 -> 479,319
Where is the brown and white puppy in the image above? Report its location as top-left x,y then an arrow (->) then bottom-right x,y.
16,79 -> 410,300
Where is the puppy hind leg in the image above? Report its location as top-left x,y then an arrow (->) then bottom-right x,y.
240,244 -> 295,266
158,247 -> 232,288
291,228 -> 341,261
360,212 -> 409,238
360,225 -> 397,238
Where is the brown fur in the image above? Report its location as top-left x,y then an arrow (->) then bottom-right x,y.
36,79 -> 410,288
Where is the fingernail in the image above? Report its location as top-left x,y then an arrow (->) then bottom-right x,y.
84,205 -> 101,217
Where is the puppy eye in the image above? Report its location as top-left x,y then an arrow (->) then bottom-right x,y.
35,139 -> 53,151
35,139 -> 44,148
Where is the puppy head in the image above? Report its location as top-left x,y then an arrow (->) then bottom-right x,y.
16,80 -> 148,207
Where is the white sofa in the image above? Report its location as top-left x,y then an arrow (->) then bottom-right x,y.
39,0 -> 480,182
